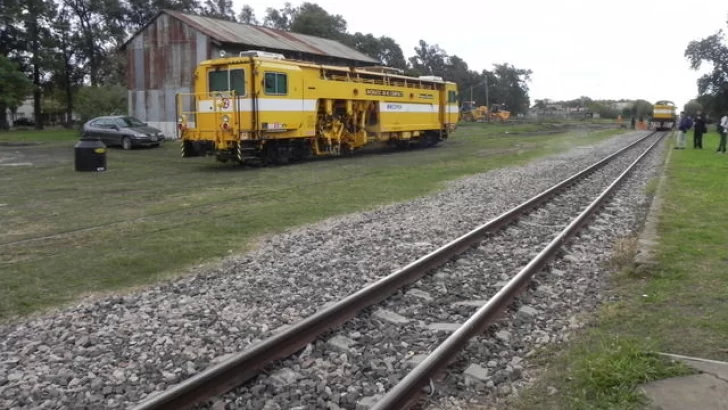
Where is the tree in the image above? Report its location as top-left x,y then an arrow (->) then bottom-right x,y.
489,63 -> 532,114
345,33 -> 407,69
632,99 -> 653,117
685,17 -> 728,115
0,56 -> 34,130
202,0 -> 236,21
408,40 -> 449,76
238,4 -> 258,24
683,99 -> 704,117
75,84 -> 127,121
263,2 -> 295,30
264,2 -> 348,41
125,0 -> 201,32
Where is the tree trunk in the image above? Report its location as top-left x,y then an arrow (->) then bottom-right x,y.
65,65 -> 73,128
0,104 -> 9,131
30,18 -> 43,130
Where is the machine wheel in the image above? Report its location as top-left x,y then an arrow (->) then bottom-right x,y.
122,137 -> 132,150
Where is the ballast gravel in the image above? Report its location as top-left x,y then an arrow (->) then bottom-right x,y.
0,130 -> 655,410
427,133 -> 668,410
213,132 -> 666,410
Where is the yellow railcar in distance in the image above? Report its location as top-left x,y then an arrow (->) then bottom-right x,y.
651,100 -> 677,131
176,50 -> 460,165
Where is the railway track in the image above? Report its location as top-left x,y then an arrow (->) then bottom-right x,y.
130,130 -> 667,410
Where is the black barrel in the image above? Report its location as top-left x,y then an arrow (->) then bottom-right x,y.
74,137 -> 107,172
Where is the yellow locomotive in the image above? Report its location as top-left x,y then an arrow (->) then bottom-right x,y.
650,100 -> 677,131
176,50 -> 460,165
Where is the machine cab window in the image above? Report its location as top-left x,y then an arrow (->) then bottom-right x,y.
208,68 -> 246,96
264,72 -> 288,95
448,90 -> 458,103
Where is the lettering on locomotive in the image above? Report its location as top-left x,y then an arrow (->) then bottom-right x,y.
365,88 -> 404,97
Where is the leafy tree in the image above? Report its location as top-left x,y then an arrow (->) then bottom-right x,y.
263,2 -> 295,30
408,40 -> 449,76
533,99 -> 547,110
0,56 -> 34,130
238,4 -> 258,24
125,0 -> 201,32
345,33 -> 407,69
75,84 -> 127,121
489,63 -> 532,114
264,2 -> 348,42
202,0 -> 236,21
632,99 -> 653,117
683,99 -> 704,117
685,17 -> 728,114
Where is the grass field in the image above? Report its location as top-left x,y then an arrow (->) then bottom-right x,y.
0,127 -> 80,142
0,122 -> 623,321
512,130 -> 728,410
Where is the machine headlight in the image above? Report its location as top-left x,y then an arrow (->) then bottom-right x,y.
222,115 -> 230,123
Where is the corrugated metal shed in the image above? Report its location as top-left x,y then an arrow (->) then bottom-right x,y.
121,9 -> 379,65
120,10 -> 380,139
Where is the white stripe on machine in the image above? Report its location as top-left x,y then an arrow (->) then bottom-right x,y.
380,102 -> 438,113
198,99 -> 317,113
197,99 -> 460,115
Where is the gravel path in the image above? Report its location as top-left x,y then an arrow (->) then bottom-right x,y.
208,133 -> 665,410
0,131 -> 652,410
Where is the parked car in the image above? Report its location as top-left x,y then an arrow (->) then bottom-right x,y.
12,117 -> 35,127
81,115 -> 165,149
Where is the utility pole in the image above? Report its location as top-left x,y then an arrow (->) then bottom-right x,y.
485,75 -> 490,123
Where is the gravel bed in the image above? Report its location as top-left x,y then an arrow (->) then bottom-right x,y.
427,132 -> 667,409
0,131 -> 650,410
210,133 -> 664,410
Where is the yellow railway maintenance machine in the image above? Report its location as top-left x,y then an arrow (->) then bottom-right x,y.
650,100 -> 677,131
176,50 -> 460,165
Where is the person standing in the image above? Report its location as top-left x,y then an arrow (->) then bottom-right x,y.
676,112 -> 691,149
718,112 -> 728,154
693,113 -> 707,149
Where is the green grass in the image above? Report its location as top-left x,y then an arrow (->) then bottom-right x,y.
512,336 -> 692,410
0,127 -> 80,142
510,130 -> 728,410
0,123 -> 624,321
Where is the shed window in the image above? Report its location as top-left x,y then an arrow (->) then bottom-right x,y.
264,72 -> 287,95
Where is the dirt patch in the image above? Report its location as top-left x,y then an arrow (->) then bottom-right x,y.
0,144 -> 73,167
0,142 -> 39,147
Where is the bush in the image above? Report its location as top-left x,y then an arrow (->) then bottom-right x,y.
75,85 -> 127,122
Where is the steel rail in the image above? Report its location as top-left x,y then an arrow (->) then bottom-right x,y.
370,131 -> 667,410
129,131 -> 658,410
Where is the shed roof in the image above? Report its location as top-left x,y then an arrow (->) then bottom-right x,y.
120,10 -> 379,65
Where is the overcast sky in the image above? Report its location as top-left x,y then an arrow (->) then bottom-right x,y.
234,0 -> 727,110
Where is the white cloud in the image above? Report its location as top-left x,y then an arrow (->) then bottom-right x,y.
234,0 -> 727,110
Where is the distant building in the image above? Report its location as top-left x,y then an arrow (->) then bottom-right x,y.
610,101 -> 633,111
119,10 -> 379,138
4,96 -> 80,127
4,97 -> 34,127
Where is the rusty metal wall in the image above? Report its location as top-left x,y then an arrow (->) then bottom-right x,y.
126,13 -> 209,133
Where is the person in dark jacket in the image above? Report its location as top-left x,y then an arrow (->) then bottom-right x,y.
693,113 -> 707,149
